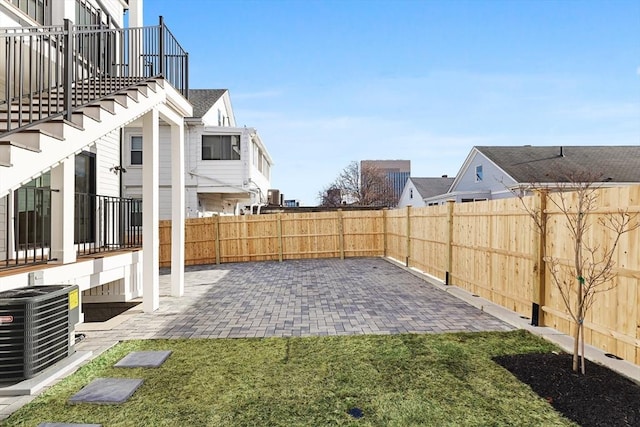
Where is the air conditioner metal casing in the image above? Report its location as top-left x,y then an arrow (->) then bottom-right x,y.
0,285 -> 79,382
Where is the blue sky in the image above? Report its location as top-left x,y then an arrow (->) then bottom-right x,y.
143,0 -> 640,206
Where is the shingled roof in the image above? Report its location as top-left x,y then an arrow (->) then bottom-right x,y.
476,146 -> 640,183
410,177 -> 455,198
188,89 -> 227,118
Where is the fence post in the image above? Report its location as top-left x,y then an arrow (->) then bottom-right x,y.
446,200 -> 454,285
338,209 -> 344,260
405,206 -> 411,267
214,215 -> 221,265
382,208 -> 387,258
277,214 -> 283,262
531,190 -> 547,326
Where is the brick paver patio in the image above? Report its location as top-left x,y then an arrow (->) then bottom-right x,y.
76,258 -> 512,353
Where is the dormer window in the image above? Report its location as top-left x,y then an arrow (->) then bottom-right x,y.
475,165 -> 483,182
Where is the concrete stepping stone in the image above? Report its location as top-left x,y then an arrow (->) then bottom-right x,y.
38,424 -> 102,427
114,350 -> 172,368
69,378 -> 143,404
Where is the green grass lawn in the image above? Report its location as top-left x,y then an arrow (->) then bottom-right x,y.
3,330 -> 576,426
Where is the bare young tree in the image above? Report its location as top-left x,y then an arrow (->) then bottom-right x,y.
317,185 -> 343,207
318,161 -> 397,207
514,177 -> 638,374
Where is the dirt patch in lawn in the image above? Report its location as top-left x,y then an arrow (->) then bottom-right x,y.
494,352 -> 640,427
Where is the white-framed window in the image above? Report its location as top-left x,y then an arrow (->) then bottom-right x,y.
475,165 -> 483,182
10,0 -> 52,25
202,135 -> 241,160
262,159 -> 270,179
410,188 -> 413,199
130,135 -> 143,165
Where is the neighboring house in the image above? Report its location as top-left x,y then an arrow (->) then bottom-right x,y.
397,176 -> 455,208
122,89 -> 273,218
425,145 -> 640,205
0,0 -> 191,314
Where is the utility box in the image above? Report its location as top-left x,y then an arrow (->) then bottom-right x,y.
0,284 -> 80,382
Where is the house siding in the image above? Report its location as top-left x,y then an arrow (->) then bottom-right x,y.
451,151 -> 516,200
398,180 -> 426,208
95,129 -> 121,197
123,124 -> 271,219
201,93 -> 236,127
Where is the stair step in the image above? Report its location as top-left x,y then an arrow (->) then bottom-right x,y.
34,118 -> 84,139
0,132 -> 44,152
77,105 -> 104,121
95,98 -> 118,114
108,94 -> 129,107
0,139 -> 41,153
0,140 -> 43,167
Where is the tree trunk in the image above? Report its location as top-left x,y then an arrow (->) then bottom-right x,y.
572,320 -> 580,372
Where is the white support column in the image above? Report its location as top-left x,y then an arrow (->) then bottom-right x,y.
171,121 -> 185,297
129,0 -> 144,27
50,157 -> 76,264
142,108 -> 160,312
128,0 -> 144,75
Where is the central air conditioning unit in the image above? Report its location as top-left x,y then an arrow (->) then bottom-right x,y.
267,189 -> 280,206
0,285 -> 80,382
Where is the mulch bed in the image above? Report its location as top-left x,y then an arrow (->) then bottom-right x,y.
494,352 -> 640,427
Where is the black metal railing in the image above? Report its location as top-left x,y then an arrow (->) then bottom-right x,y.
0,16 -> 188,136
75,193 -> 142,256
1,191 -> 142,270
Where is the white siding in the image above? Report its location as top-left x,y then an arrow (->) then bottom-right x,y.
201,92 -> 236,127
122,127 -> 143,194
451,151 -> 517,199
397,180 -> 426,208
123,123 -> 273,217
95,129 -> 121,197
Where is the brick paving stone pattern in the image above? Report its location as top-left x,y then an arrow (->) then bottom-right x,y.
77,258 -> 512,349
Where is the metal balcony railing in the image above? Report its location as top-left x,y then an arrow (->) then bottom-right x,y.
1,192 -> 143,270
75,193 -> 142,257
0,16 -> 188,137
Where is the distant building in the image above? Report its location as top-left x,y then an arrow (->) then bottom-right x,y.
425,145 -> 640,205
283,199 -> 300,207
360,160 -> 410,204
122,89 -> 273,218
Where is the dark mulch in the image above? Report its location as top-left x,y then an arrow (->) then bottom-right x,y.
494,352 -> 640,427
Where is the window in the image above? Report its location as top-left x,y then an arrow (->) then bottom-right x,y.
10,0 -> 51,25
75,152 -> 96,244
410,188 -> 414,199
14,174 -> 51,249
130,136 -> 142,165
475,165 -> 483,182
202,135 -> 241,160
75,0 -> 101,26
257,148 -> 264,173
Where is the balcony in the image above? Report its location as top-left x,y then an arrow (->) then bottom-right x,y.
0,16 -> 188,138
1,191 -> 143,270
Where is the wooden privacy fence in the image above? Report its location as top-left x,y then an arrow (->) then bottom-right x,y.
160,210 -> 386,266
159,185 -> 640,364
